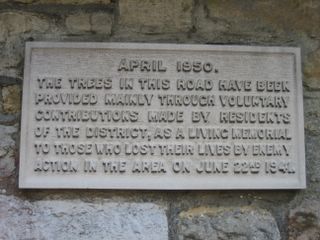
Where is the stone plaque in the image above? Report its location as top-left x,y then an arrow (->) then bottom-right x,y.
19,42 -> 306,189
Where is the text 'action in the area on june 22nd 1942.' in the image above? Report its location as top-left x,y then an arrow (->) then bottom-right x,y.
19,42 -> 306,189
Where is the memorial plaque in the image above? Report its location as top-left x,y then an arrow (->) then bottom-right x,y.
19,42 -> 306,189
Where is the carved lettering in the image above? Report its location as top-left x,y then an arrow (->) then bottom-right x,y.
69,78 -> 112,89
118,59 -> 167,72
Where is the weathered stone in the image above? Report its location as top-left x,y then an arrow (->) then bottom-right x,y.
304,78 -> 320,91
305,135 -> 320,183
0,125 -> 17,177
0,0 -> 33,2
208,0 -> 320,35
66,12 -> 112,35
0,195 -> 168,240
195,0 -> 320,43
2,85 -> 21,114
177,207 -> 280,240
0,40 -> 24,76
0,12 -> 50,78
0,76 -> 22,87
303,95 -> 320,183
288,199 -> 320,240
0,12 -> 49,40
91,12 -> 112,34
118,0 -> 193,34
304,49 -> 320,89
0,21 -> 6,42
0,0 -> 111,3
0,114 -> 18,125
53,0 -> 110,3
65,13 -> 91,34
0,195 -> 35,239
304,97 -> 320,136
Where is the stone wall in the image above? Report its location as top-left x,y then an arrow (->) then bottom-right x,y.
0,0 -> 319,239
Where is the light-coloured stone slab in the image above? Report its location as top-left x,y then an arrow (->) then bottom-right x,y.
0,194 -> 168,240
19,42 -> 305,189
177,207 -> 280,240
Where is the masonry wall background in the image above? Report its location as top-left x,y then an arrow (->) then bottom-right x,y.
0,0 -> 319,239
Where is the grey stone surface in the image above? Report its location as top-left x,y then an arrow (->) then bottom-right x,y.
0,0 -> 111,4
0,194 -> 35,240
91,12 -> 113,34
0,11 -> 50,78
65,13 -> 91,34
65,12 -> 113,35
0,125 -> 17,177
177,207 -> 280,240
304,48 -> 320,90
0,113 -> 17,125
0,194 -> 168,240
288,199 -> 320,240
0,12 -> 49,41
303,94 -> 320,183
304,94 -> 320,136
196,1 -> 320,43
1,85 -> 21,114
118,0 -> 193,34
0,76 -> 22,86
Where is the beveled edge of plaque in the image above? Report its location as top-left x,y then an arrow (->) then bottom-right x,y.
18,42 -> 306,190
294,47 -> 307,189
19,42 -> 32,189
24,41 -> 303,54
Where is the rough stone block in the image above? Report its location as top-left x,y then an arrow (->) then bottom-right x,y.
0,195 -> 34,239
0,0 -> 111,4
0,39 -> 24,70
304,49 -> 320,90
66,12 -> 112,35
118,0 -> 193,34
0,76 -> 22,87
91,12 -> 113,34
0,21 -> 5,42
65,13 -> 91,34
304,96 -> 320,135
0,113 -> 18,125
0,12 -> 50,78
0,12 -> 49,40
0,125 -> 17,177
0,195 -> 168,240
177,207 -> 280,240
288,199 -> 320,240
302,94 -> 320,183
196,0 -> 320,42
2,85 -> 21,114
